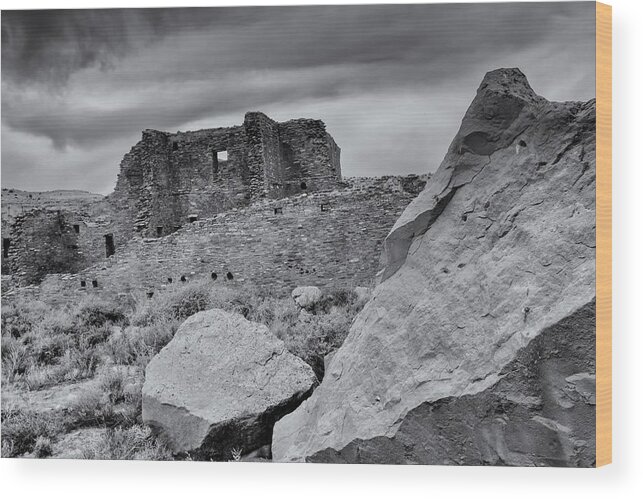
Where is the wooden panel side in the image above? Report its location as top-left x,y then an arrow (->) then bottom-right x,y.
595,1 -> 612,468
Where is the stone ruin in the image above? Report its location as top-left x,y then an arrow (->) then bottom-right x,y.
1,111 -> 428,295
111,111 -> 342,238
2,112 -> 342,285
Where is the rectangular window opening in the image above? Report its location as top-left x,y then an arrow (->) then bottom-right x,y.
73,224 -> 80,234
104,234 -> 115,257
156,226 -> 163,237
2,238 -> 10,258
212,150 -> 227,178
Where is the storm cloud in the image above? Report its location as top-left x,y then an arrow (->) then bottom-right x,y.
1,3 -> 596,193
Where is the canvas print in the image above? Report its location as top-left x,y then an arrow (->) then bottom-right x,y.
1,2 -> 605,466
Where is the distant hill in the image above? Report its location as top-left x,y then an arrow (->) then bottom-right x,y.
1,188 -> 104,229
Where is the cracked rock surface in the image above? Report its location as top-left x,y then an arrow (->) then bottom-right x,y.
142,309 -> 317,459
272,68 -> 596,466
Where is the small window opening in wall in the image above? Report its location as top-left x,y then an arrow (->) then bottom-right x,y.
274,207 -> 283,215
146,291 -> 154,299
300,181 -> 307,190
80,280 -> 86,288
321,203 -> 330,212
519,140 -> 527,147
173,142 -> 179,151
188,215 -> 198,223
104,234 -> 115,257
212,150 -> 227,176
2,238 -> 10,258
211,272 -> 218,281
168,277 -> 173,283
180,275 -> 187,282
73,224 -> 80,234
156,226 -> 163,237
92,279 -> 98,288
226,272 -> 234,280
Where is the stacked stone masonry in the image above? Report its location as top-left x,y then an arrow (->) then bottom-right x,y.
111,111 -> 342,240
25,176 -> 427,305
2,112 -> 343,286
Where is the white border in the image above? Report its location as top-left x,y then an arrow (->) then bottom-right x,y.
1,0 -> 641,497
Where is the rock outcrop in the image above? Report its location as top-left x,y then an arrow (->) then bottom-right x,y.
291,286 -> 323,309
272,68 -> 596,466
142,309 -> 317,460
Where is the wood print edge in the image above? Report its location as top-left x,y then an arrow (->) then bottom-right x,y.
595,0 -> 612,468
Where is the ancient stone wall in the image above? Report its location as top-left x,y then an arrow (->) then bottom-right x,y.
2,112 -> 343,283
1,188 -> 105,275
277,119 -> 341,196
23,176 -> 428,305
3,197 -> 132,286
245,112 -> 281,198
6,210 -> 84,285
110,112 -> 342,239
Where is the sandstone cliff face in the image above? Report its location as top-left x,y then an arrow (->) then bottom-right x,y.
272,68 -> 596,466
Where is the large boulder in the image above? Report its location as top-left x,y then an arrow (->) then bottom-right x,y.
272,68 -> 596,466
142,309 -> 317,460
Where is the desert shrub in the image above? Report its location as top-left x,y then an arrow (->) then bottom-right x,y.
74,296 -> 128,328
0,409 -> 62,457
310,288 -> 366,315
30,332 -> 70,365
1,335 -> 32,382
132,281 -> 280,327
261,298 -> 300,333
132,281 -> 211,326
167,287 -> 210,321
98,369 -> 127,406
62,367 -> 142,431
64,391 -> 121,429
27,341 -> 103,390
78,324 -> 113,349
102,320 -> 180,369
33,436 -> 53,458
24,365 -> 65,391
81,425 -> 172,460
208,285 -> 267,320
1,296 -> 126,388
31,307 -> 78,337
277,308 -> 354,379
1,300 -> 49,339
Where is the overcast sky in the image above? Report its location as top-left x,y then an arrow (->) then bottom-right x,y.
1,2 -> 595,194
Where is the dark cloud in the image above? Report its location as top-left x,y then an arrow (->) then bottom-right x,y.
1,3 -> 596,193
2,3 -> 593,86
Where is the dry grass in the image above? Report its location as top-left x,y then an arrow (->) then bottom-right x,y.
80,426 -> 173,460
1,280 -> 369,458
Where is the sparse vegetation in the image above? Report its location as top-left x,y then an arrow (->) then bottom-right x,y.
0,406 -> 67,457
1,280 -> 368,458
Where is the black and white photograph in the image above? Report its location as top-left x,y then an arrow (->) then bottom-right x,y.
1,1 -> 604,467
